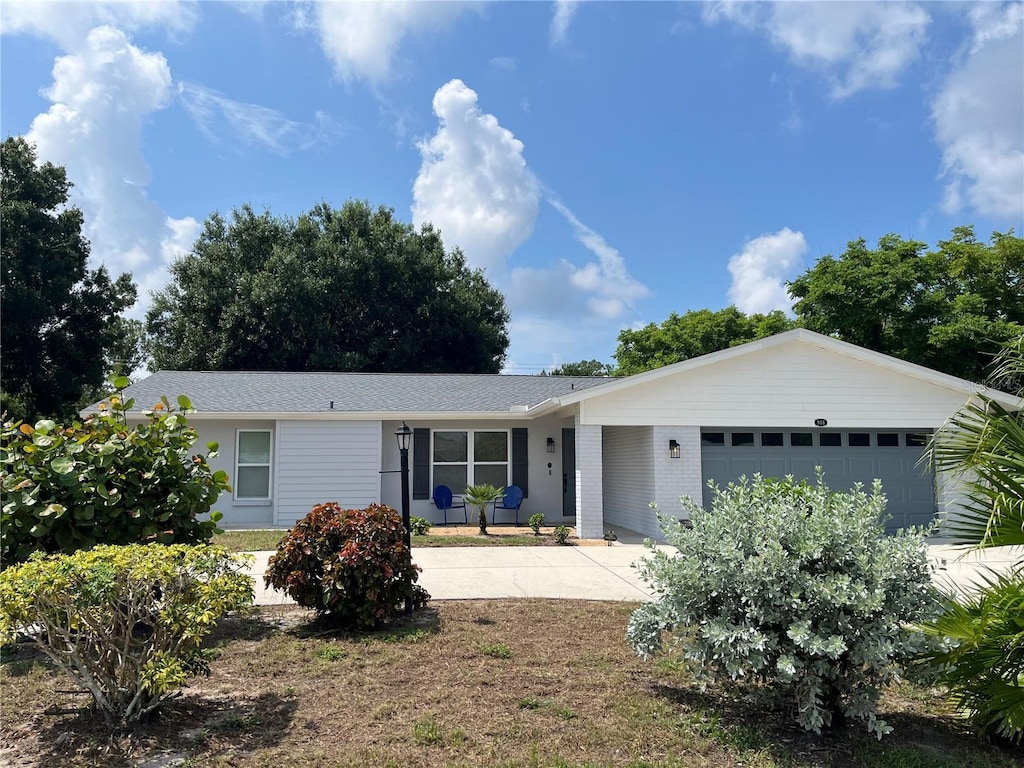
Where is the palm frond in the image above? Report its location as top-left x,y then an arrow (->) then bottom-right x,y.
919,569 -> 1024,743
930,396 -> 1024,548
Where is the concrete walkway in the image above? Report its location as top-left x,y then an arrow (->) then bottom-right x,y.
246,543 -> 1022,606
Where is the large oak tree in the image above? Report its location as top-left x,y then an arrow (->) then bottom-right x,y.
146,201 -> 510,373
1,137 -> 136,420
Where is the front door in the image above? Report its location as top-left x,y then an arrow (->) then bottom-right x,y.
561,428 -> 576,518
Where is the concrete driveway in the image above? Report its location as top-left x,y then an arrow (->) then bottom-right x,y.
246,543 -> 1021,606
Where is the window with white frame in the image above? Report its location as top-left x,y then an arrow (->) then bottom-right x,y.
432,430 -> 508,493
235,430 -> 272,500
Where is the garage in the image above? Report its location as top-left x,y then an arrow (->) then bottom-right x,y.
700,428 -> 936,533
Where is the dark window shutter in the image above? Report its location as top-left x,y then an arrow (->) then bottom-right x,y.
511,428 -> 528,498
413,428 -> 430,500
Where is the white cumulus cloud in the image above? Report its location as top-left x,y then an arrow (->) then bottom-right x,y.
413,79 -> 540,274
412,79 -> 650,372
934,3 -> 1024,220
177,82 -> 339,156
26,25 -> 196,313
726,228 -> 807,314
308,1 -> 471,85
550,0 -> 579,46
705,1 -> 930,99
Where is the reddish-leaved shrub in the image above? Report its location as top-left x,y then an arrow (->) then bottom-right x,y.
264,502 -> 429,628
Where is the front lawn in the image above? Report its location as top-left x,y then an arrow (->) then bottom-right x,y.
214,527 -> 574,552
2,600 -> 1019,768
213,528 -> 289,552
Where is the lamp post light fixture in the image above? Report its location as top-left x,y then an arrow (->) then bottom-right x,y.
669,439 -> 681,459
394,421 -> 413,614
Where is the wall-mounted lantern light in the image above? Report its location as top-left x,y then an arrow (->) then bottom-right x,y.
546,437 -> 556,453
669,439 -> 681,459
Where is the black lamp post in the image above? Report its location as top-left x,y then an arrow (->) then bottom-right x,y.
395,421 -> 413,614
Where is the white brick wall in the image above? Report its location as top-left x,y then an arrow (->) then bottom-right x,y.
574,418 -> 604,539
602,426 -> 655,537
652,426 -> 703,531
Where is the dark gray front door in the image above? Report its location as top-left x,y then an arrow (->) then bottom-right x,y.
562,428 -> 576,518
700,429 -> 936,533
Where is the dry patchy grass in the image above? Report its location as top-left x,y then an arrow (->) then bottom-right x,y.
2,600 -> 1020,768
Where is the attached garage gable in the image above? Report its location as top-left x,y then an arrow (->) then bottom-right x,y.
579,335 -> 983,429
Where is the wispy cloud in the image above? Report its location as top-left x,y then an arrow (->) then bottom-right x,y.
304,1 -> 472,85
705,1 -> 930,99
550,0 -> 579,46
547,198 -> 651,319
934,3 -> 1024,220
0,0 -> 198,50
177,82 -> 340,156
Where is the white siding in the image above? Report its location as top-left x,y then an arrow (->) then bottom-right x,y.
602,426 -> 655,537
275,420 -> 382,526
180,420 -> 276,529
575,418 -> 604,539
581,343 -> 974,428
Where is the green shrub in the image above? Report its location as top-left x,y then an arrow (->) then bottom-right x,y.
410,516 -> 431,535
1,391 -> 230,565
627,473 -> 940,739
528,513 -> 545,535
264,502 -> 429,629
0,543 -> 253,728
553,525 -> 570,545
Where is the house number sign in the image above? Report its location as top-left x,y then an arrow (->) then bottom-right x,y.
814,418 -> 828,426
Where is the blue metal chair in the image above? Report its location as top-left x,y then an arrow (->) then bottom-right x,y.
491,484 -> 524,525
432,485 -> 467,525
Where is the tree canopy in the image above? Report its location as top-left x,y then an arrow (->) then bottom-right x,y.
146,201 -> 510,373
614,307 -> 796,376
612,226 -> 1021,382
789,226 -> 1023,382
544,359 -> 614,377
1,137 -> 136,420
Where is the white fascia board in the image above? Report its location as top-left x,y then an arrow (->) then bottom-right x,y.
124,410 -> 546,421
554,328 -> 1021,410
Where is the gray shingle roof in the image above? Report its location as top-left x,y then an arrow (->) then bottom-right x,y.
105,371 -> 613,414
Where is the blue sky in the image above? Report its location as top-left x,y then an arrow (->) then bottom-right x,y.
3,1 -> 1022,373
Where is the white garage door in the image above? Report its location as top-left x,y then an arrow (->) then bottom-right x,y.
700,429 -> 936,533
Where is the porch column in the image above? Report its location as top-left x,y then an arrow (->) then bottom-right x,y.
574,419 -> 604,539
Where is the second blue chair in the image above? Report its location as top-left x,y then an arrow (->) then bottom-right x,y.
491,484 -> 524,525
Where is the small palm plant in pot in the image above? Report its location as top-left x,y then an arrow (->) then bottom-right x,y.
464,484 -> 504,534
